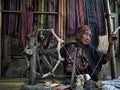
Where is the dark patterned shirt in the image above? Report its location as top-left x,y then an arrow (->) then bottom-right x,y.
60,42 -> 107,81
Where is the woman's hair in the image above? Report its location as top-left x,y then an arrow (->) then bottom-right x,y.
75,25 -> 91,35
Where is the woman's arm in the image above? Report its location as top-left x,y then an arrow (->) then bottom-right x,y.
104,33 -> 118,61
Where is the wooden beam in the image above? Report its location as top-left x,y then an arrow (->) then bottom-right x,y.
1,10 -> 58,15
104,0 -> 117,79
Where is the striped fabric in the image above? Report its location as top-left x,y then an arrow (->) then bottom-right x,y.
3,0 -> 106,47
86,0 -> 96,36
6,0 -> 19,36
58,0 -> 66,39
37,0 -> 42,30
47,0 -> 51,28
66,0 -> 70,35
79,0 -> 84,25
69,0 -> 76,35
37,0 -> 58,29
75,0 -> 88,27
21,0 -> 33,47
94,0 -> 106,35
40,0 -> 45,29
82,0 -> 88,25
66,0 -> 90,36
75,0 -> 80,27
86,0 -> 99,48
54,0 -> 58,35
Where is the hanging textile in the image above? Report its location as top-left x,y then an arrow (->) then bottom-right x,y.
3,0 -> 107,48
69,0 -> 76,34
41,0 -> 45,29
75,0 -> 88,27
66,0 -> 89,36
21,0 -> 33,47
66,0 -> 76,35
37,0 -> 58,29
37,0 -> 42,29
82,0 -> 88,25
75,0 -> 80,27
36,0 -> 59,44
8,0 -> 15,35
58,0 -> 66,39
47,0 -> 51,29
79,0 -> 85,25
4,0 -> 19,36
66,0 -> 70,35
86,0 -> 96,36
86,0 -> 99,48
94,0 -> 106,35
53,0 -> 59,35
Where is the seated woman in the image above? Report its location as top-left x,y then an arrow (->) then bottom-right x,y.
60,25 -> 118,81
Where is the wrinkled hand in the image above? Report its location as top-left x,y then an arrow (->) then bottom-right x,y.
109,33 -> 118,44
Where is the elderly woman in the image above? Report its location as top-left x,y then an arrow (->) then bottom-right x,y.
60,25 -> 118,81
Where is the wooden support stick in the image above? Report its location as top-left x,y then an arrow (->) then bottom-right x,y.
104,0 -> 117,79
1,10 -> 58,14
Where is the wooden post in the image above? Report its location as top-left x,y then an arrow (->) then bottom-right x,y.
104,0 -> 117,79
0,0 -> 2,77
29,36 -> 36,85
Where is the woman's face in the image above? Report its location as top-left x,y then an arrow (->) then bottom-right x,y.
76,30 -> 92,45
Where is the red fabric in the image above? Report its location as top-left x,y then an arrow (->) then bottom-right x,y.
54,85 -> 71,90
79,0 -> 84,25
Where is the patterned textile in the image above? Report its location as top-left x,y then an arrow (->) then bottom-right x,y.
3,0 -> 19,36
37,0 -> 58,35
21,11 -> 33,47
60,42 -> 107,81
86,0 -> 96,36
86,0 -> 98,48
21,0 -> 33,47
66,0 -> 88,36
3,0 -> 106,47
58,0 -> 66,39
94,0 -> 106,35
61,43 -> 90,73
65,47 -> 89,73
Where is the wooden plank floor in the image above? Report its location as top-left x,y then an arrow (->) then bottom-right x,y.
0,78 -> 62,90
0,78 -> 103,90
0,78 -> 28,90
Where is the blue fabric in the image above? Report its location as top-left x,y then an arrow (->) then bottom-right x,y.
86,0 -> 99,48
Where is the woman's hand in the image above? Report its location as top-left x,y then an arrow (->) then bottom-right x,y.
109,33 -> 118,44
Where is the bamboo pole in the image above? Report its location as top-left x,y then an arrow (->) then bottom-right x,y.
1,10 -> 58,14
104,0 -> 117,79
